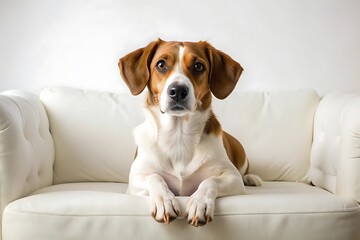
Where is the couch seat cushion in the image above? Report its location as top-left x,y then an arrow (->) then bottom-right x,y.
3,182 -> 360,240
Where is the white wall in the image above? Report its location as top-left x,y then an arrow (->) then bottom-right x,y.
0,0 -> 359,95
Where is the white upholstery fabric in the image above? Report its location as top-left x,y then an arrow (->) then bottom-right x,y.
311,93 -> 360,202
3,182 -> 360,240
0,91 -> 54,238
40,87 -> 144,183
213,90 -> 320,182
2,88 -> 360,240
41,88 -> 320,183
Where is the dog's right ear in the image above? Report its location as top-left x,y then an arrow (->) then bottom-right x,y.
118,40 -> 161,95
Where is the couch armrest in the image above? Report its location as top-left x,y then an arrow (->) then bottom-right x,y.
311,93 -> 360,202
0,91 -> 54,215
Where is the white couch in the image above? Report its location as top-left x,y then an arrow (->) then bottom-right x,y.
0,87 -> 359,240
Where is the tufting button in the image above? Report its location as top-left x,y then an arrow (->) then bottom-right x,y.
25,175 -> 31,183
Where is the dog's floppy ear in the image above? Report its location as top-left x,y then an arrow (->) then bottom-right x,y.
118,40 -> 161,95
207,44 -> 243,99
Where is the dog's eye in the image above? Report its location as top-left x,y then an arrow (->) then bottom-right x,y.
193,62 -> 204,72
156,60 -> 168,72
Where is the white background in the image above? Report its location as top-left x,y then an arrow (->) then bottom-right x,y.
0,0 -> 359,95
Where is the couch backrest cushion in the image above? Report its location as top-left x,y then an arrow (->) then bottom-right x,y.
41,88 -> 319,184
40,88 -> 144,184
213,90 -> 320,182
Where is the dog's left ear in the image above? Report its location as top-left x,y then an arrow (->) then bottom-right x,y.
207,44 -> 243,99
118,40 -> 161,95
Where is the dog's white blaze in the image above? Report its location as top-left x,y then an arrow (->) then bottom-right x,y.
159,46 -> 196,115
177,46 -> 185,73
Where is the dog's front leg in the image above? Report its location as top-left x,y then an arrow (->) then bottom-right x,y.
148,174 -> 180,223
186,172 -> 245,227
130,173 -> 180,224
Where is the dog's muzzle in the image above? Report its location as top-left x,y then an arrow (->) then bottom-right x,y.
167,83 -> 189,111
166,82 -> 190,112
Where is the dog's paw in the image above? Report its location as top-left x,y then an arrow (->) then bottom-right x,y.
185,191 -> 215,227
149,190 -> 180,224
243,174 -> 263,186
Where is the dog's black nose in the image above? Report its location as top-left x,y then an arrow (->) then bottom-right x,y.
168,83 -> 189,102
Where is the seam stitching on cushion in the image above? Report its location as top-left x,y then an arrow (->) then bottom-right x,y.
6,206 -> 360,217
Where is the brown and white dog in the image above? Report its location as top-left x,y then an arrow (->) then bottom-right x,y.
118,39 -> 261,227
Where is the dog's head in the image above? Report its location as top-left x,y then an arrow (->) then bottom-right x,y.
119,39 -> 243,116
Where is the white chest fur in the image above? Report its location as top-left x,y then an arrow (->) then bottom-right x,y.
158,111 -> 209,165
133,106 -> 227,195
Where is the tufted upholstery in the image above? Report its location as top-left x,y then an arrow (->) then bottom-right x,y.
1,88 -> 359,240
0,91 -> 54,237
311,93 -> 360,202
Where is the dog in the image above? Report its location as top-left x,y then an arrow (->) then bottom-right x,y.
118,39 -> 261,227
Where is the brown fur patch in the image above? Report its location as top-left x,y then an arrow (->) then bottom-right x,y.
204,112 -> 222,136
222,131 -> 247,172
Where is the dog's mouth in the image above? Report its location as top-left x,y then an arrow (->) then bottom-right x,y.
160,102 -> 191,115
170,104 -> 186,111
